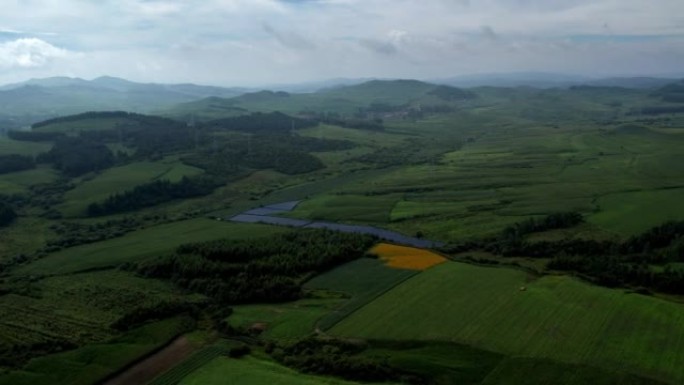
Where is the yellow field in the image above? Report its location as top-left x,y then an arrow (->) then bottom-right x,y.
370,243 -> 446,270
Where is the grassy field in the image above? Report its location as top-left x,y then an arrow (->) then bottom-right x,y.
0,166 -> 58,194
480,357 -> 666,385
0,317 -> 190,385
0,136 -> 52,156
228,298 -> 345,339
33,117 -> 129,133
0,269 -> 202,358
289,194 -> 400,223
59,157 -> 203,216
178,355 -> 365,385
588,188 -> 684,236
14,220 -> 287,276
304,258 -> 417,330
331,262 -> 684,384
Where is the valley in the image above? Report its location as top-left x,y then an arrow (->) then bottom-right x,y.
0,77 -> 683,384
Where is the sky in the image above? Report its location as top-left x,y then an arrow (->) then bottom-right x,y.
0,0 -> 683,86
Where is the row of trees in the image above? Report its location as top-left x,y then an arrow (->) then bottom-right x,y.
0,202 -> 16,227
87,176 -> 222,216
133,229 -> 377,304
271,338 -> 421,384
0,154 -> 35,174
38,137 -> 115,177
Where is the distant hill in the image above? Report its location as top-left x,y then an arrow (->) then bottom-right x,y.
0,76 -> 248,128
434,72 -> 679,89
165,79 -> 478,120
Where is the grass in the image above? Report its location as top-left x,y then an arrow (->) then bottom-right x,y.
0,270 -> 202,354
288,194 -> 400,224
14,220 -> 288,276
229,298 -> 345,339
0,166 -> 59,194
304,258 -> 417,330
0,136 -> 52,156
589,188 -> 684,236
33,117 -> 127,133
331,262 -> 684,384
178,355 -> 364,385
481,357 -> 666,385
59,157 -> 203,216
363,340 -> 503,385
148,342 -> 237,385
0,317 -> 191,385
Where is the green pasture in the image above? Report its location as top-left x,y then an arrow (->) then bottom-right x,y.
59,157 -> 203,216
298,124 -> 409,148
481,357 -> 666,385
289,194 -> 399,223
14,220 -> 287,276
33,117 -> 128,133
0,269 -> 201,351
0,166 -> 58,193
0,317 -> 190,385
589,188 -> 684,236
229,298 -> 344,339
331,262 -> 684,384
0,136 -> 52,156
179,355 -> 364,385
362,341 -> 502,385
304,258 -> 417,330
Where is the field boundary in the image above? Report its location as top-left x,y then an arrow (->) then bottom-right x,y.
315,268 -> 419,332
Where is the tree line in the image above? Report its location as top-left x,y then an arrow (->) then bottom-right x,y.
132,229 -> 377,305
0,154 -> 35,174
445,214 -> 684,294
87,175 -> 222,216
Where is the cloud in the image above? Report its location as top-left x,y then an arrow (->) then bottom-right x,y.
262,23 -> 316,50
0,38 -> 70,69
0,0 -> 683,85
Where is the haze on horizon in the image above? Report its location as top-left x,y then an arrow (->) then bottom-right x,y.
1,0 -> 683,87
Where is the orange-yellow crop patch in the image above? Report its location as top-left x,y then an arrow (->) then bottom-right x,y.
370,243 -> 447,271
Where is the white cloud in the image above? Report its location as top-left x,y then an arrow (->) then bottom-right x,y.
0,38 -> 70,69
0,0 -> 682,85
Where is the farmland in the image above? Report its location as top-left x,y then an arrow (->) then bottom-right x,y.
0,78 -> 684,384
178,355 -> 364,385
369,243 -> 447,270
331,261 -> 684,384
13,220 -> 287,276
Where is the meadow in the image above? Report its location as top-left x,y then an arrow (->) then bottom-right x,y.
0,317 -> 191,385
59,157 -> 203,217
331,261 -> 684,384
14,220 -> 286,276
1,80 -> 684,384
304,258 -> 418,331
178,355 -> 365,385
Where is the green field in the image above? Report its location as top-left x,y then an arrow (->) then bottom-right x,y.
14,220 -> 287,276
331,262 -> 684,384
0,137 -> 52,156
289,194 -> 400,223
33,117 -> 129,133
589,188 -> 684,236
0,317 -> 190,385
179,356 -> 364,385
59,157 -> 203,216
229,298 -> 345,339
480,357 -> 666,385
304,258 -> 417,330
0,166 -> 58,193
